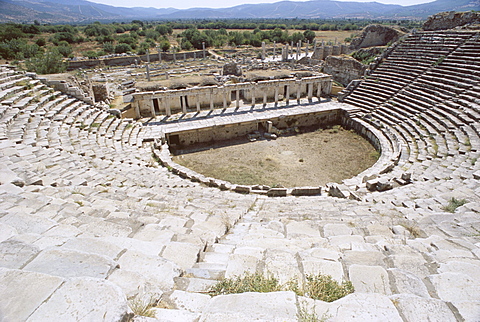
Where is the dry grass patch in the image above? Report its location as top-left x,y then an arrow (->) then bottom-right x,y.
208,272 -> 354,302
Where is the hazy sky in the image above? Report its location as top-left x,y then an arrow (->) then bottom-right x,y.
89,0 -> 435,10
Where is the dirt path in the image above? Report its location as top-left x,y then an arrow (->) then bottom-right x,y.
173,127 -> 378,187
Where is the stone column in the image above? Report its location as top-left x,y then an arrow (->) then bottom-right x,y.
173,51 -> 176,63
274,86 -> 279,105
158,47 -> 162,62
236,89 -> 240,108
317,81 -> 322,99
223,89 -> 228,109
196,94 -> 201,112
181,95 -> 187,113
273,41 -> 276,59
184,53 -> 187,62
263,88 -> 267,106
296,81 -> 301,103
165,97 -> 172,116
146,50 -> 151,82
261,42 -> 266,60
308,83 -> 313,101
285,44 -> 289,61
285,85 -> 290,105
150,98 -> 156,116
266,121 -> 273,133
313,40 -> 317,57
209,89 -> 214,110
306,41 -> 309,57
296,42 -> 300,61
202,42 -> 206,59
194,52 -> 196,60
134,102 -> 140,119
165,71 -> 169,80
251,87 -> 255,107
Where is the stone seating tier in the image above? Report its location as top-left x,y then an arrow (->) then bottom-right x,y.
1,29 -> 480,321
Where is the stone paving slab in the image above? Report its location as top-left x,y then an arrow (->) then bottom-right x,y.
23,248 -> 117,279
26,277 -> 128,321
199,291 -> 297,322
0,267 -> 64,321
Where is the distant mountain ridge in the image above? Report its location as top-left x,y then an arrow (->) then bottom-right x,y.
0,0 -> 478,23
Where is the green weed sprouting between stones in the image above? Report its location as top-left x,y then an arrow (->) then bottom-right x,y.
443,197 -> 467,213
208,272 -> 354,302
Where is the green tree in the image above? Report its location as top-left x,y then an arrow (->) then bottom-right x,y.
103,42 -> 114,54
290,32 -> 305,44
303,30 -> 315,43
159,40 -> 170,52
24,49 -> 66,74
114,43 -> 132,54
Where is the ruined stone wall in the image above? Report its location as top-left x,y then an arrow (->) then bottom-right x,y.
423,11 -> 480,31
168,109 -> 342,147
311,44 -> 350,60
36,76 -> 94,105
132,75 -> 332,118
67,50 -> 207,71
323,55 -> 367,87
350,24 -> 404,49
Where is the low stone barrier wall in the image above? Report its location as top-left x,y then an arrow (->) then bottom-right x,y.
67,50 -> 207,71
151,110 -> 398,197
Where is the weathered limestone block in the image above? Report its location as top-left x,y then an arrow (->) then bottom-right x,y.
0,212 -> 57,234
0,240 -> 40,269
185,277 -> 218,293
132,224 -> 176,244
234,185 -> 251,194
162,242 -> 201,270
170,290 -> 211,313
225,254 -> 259,278
27,277 -> 128,321
349,264 -> 391,295
60,237 -> 123,259
151,308 -> 200,321
286,221 -> 320,238
266,188 -> 287,197
342,250 -> 386,267
116,249 -> 182,291
0,267 -> 64,321
23,248 -> 117,279
107,269 -> 164,299
388,268 -> 430,298
390,254 -> 430,278
390,294 -> 456,322
429,272 -> 480,303
323,223 -> 352,237
328,235 -> 367,251
78,219 -> 133,238
0,223 -> 18,243
314,293 -> 402,321
291,187 -> 321,196
199,291 -> 297,322
302,259 -> 344,282
264,249 -> 302,284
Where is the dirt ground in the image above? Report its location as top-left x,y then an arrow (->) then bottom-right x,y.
173,127 -> 378,187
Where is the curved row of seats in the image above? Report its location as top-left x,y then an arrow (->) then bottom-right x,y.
343,30 -> 480,188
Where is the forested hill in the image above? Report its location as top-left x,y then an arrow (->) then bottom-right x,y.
0,0 -> 478,23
